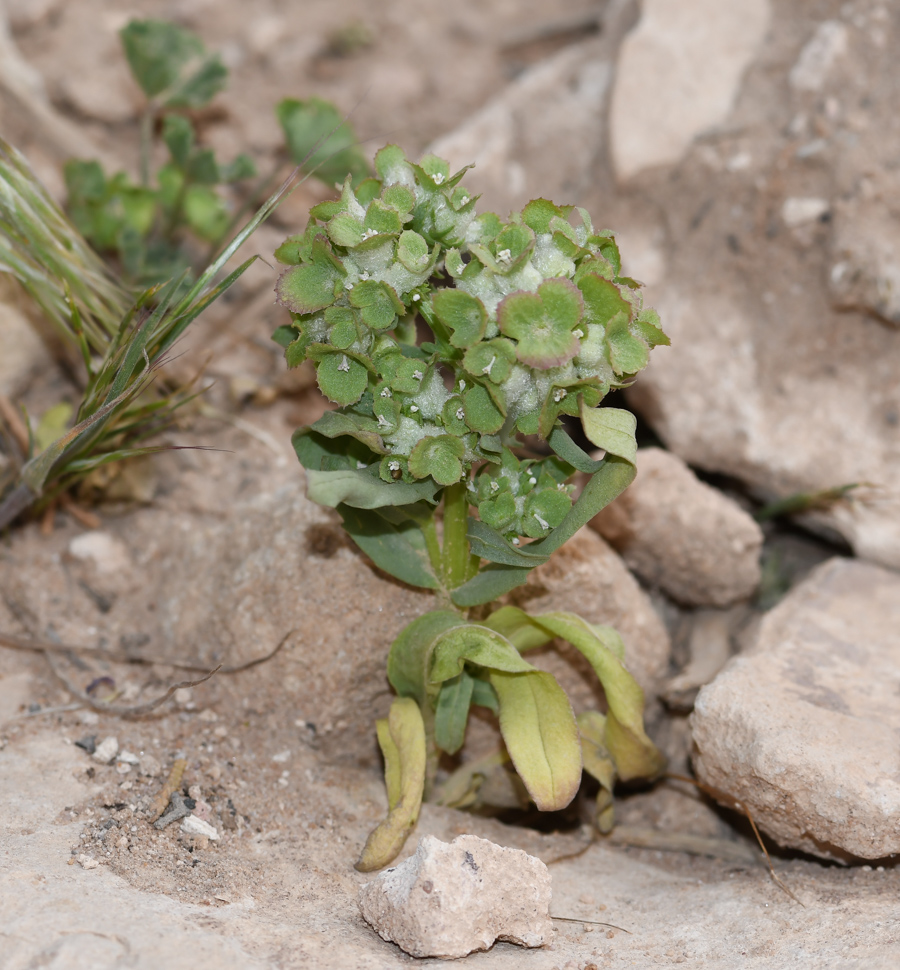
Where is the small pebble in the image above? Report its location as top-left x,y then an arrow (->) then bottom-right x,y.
118,750 -> 140,765
92,736 -> 119,764
76,854 -> 99,870
181,815 -> 219,840
75,735 -> 97,755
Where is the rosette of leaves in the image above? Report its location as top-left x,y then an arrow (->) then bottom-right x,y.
273,147 -> 669,871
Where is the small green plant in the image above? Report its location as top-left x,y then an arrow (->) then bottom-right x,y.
63,19 -> 370,288
0,17 -> 369,526
274,146 -> 670,870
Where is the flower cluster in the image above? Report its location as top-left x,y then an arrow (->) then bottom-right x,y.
274,146 -> 666,537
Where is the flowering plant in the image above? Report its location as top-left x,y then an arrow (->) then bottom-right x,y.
274,146 -> 669,869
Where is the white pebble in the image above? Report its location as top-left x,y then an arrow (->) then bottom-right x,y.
92,736 -> 119,764
181,815 -> 219,840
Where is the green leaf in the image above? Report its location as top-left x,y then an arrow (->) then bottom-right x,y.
167,56 -> 228,108
578,272 -> 631,327
271,324 -> 296,348
315,352 -> 368,405
337,505 -> 438,589
277,97 -> 371,187
387,611 -> 464,705
349,280 -> 403,330
606,311 -> 650,376
434,671 -> 475,755
408,434 -> 465,486
305,468 -> 439,510
275,239 -> 346,314
498,278 -> 583,370
450,564 -> 531,608
431,290 -> 487,349
471,677 -> 500,713
355,697 -> 426,871
580,406 -> 637,464
462,338 -> 516,385
182,185 -> 228,242
396,230 -> 431,273
294,413 -> 387,462
463,383 -> 504,434
483,605 -> 554,653
466,518 -> 550,568
522,198 -> 571,234
429,624 -> 536,685
120,20 -> 225,106
489,669 -> 582,811
527,612 -> 665,782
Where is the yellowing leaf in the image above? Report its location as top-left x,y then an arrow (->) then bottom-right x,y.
489,669 -> 582,811
355,697 -> 426,871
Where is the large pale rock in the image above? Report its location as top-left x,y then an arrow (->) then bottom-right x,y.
615,4 -> 900,569
358,835 -> 552,959
609,0 -> 771,180
691,558 -> 900,860
508,527 -> 671,709
592,448 -> 763,607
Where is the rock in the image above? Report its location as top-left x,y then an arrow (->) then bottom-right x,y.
609,0 -> 771,180
661,607 -> 745,712
591,448 -> 763,608
691,557 -> 900,860
181,816 -> 219,841
75,853 -> 99,870
357,834 -> 552,959
612,3 -> 900,570
830,201 -> 900,327
782,196 -> 830,228
789,20 -> 848,92
428,38 -> 612,218
508,527 -> 671,709
67,532 -> 133,575
91,736 -> 118,765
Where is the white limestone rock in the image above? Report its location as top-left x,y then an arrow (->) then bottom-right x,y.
357,834 -> 553,959
591,448 -> 763,608
691,558 -> 900,860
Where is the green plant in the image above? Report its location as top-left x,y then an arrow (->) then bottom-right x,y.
0,135 -> 296,530
64,19 -> 370,288
0,17 -> 370,526
273,146 -> 670,870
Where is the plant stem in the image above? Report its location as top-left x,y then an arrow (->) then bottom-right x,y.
139,106 -> 154,187
441,481 -> 474,591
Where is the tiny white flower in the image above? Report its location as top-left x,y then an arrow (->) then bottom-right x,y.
573,328 -> 584,339
380,387 -> 392,398
490,481 -> 500,494
533,512 -> 550,530
359,271 -> 371,280
389,460 -> 401,471
553,388 -> 567,403
361,228 -> 379,240
337,356 -> 351,372
481,356 -> 496,377
377,414 -> 388,427
410,405 -> 419,413
456,407 -> 465,421
412,370 -> 424,381
412,293 -> 421,302
432,172 -> 446,185
528,476 -> 537,486
458,380 -> 466,391
460,195 -> 470,206
496,248 -> 512,264
512,537 -> 520,545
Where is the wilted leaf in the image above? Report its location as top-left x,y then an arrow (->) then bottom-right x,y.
356,697 -> 426,871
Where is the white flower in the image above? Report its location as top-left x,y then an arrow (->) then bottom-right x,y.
496,248 -> 512,264
455,407 -> 465,421
533,512 -> 549,531
481,356 -> 496,377
432,172 -> 446,185
337,356 -> 350,372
